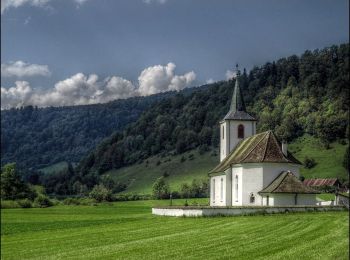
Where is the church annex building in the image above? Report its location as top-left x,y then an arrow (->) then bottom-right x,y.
209,70 -> 319,207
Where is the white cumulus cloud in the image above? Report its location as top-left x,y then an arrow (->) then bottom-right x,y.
1,0 -> 50,14
206,78 -> 214,84
1,0 -> 89,13
1,62 -> 196,109
74,0 -> 88,4
1,81 -> 34,108
143,0 -> 168,4
1,61 -> 51,78
225,69 -> 237,80
138,63 -> 195,96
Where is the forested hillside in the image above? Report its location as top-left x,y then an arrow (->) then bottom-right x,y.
79,44 -> 349,178
2,44 -> 348,196
1,92 -> 180,170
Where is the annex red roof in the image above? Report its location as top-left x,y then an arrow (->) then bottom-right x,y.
303,178 -> 339,187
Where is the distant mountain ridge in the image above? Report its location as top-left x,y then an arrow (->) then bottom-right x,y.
1,87 -> 208,170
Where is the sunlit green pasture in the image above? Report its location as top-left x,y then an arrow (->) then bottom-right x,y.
1,199 -> 348,260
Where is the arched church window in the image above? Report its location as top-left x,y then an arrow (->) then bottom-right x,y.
249,193 -> 255,204
235,175 -> 238,202
213,179 -> 215,202
238,124 -> 244,138
220,178 -> 224,201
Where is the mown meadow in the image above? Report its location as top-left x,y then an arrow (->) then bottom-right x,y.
1,199 -> 349,260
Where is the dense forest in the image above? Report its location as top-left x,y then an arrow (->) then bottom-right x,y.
1,91 -> 183,170
76,44 -> 349,182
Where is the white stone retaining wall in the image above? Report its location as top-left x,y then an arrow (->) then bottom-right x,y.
152,206 -> 345,217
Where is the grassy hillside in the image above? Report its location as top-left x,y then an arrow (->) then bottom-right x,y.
106,150 -> 219,195
289,135 -> 348,180
107,135 -> 348,195
1,200 -> 348,260
38,161 -> 69,175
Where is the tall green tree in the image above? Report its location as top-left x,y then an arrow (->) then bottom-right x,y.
0,163 -> 34,200
152,177 -> 170,199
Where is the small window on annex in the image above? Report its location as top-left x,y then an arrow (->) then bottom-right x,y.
249,193 -> 255,204
238,124 -> 244,138
222,125 -> 225,139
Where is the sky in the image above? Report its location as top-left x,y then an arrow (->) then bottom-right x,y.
1,0 -> 349,108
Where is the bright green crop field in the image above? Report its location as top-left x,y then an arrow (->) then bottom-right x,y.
1,199 -> 349,260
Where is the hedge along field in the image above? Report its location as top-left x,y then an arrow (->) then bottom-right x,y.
1,200 -> 349,260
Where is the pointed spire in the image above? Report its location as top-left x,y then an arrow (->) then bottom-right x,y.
229,64 -> 246,112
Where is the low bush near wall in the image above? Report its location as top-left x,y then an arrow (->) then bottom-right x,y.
114,194 -> 152,201
34,195 -> 53,208
1,200 -> 20,209
17,199 -> 33,208
62,197 -> 96,206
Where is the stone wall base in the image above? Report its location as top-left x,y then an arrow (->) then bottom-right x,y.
152,206 -> 345,217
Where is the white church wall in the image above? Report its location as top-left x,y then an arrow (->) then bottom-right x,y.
297,194 -> 318,205
225,168 -> 232,206
231,167 -> 243,206
271,194 -> 295,206
210,175 -> 226,206
241,165 -> 264,206
261,193 -> 318,206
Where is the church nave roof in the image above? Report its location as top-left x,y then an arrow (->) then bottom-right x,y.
210,131 -> 301,174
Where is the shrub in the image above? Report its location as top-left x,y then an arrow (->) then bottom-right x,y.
304,157 -> 316,169
63,198 -> 81,205
1,200 -> 20,209
163,171 -> 169,178
180,183 -> 191,198
171,191 -> 180,199
89,184 -> 112,202
17,199 -> 33,208
34,195 -> 53,208
50,198 -> 62,206
113,194 -> 152,201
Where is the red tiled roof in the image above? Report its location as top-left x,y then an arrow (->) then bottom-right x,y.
303,178 -> 339,187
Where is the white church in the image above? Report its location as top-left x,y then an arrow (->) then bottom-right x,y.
209,70 -> 319,207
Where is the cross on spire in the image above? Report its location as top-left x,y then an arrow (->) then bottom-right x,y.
230,64 -> 245,112
235,64 -> 240,76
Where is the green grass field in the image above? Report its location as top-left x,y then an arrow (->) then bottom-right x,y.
105,135 -> 348,195
1,199 -> 348,260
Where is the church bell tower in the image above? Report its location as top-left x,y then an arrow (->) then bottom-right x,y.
220,66 -> 257,162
